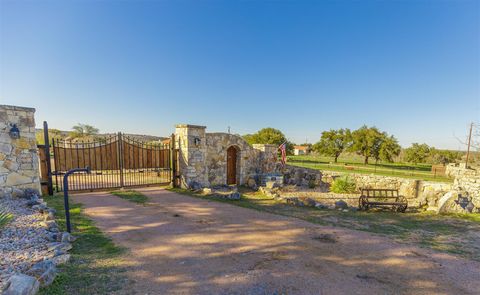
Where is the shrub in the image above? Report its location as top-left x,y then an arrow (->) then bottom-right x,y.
0,209 -> 13,229
330,176 -> 356,194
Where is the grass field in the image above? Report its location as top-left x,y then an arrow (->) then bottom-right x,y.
288,154 -> 452,182
40,194 -> 133,295
169,187 -> 480,261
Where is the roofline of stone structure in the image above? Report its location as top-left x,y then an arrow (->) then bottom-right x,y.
175,124 -> 207,129
0,105 -> 36,112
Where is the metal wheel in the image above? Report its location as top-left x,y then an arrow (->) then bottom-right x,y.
359,196 -> 369,211
395,196 -> 408,213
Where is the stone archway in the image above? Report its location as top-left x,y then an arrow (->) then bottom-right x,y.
227,146 -> 238,185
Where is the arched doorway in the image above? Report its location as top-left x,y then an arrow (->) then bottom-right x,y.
227,146 -> 237,185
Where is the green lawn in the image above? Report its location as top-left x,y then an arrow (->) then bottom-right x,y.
169,187 -> 480,261
40,194 -> 133,295
111,190 -> 148,204
288,154 -> 452,182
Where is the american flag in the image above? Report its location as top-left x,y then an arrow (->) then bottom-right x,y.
278,142 -> 287,166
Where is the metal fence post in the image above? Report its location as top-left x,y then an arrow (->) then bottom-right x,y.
63,167 -> 90,233
117,132 -> 124,188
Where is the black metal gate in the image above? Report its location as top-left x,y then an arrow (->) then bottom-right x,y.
51,133 -> 175,192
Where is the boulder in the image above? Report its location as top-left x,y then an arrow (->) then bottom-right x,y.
189,181 -> 202,191
27,260 -> 57,286
11,188 -> 26,199
2,274 -> 39,295
201,188 -> 212,195
226,192 -> 241,200
334,200 -> 349,210
437,191 -> 476,214
285,197 -> 303,207
315,202 -> 328,209
51,254 -> 71,265
47,242 -> 72,254
300,197 -> 316,207
40,220 -> 57,231
247,178 -> 258,190
44,211 -> 55,221
265,181 -> 280,189
61,232 -> 76,243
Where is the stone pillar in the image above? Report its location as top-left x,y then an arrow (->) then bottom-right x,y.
174,124 -> 208,189
253,144 -> 278,173
0,105 -> 41,197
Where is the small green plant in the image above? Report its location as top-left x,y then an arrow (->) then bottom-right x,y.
330,176 -> 356,193
0,209 -> 13,229
308,179 -> 316,189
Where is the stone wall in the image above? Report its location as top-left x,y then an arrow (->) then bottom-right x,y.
281,165 -> 453,209
175,124 -> 278,189
446,163 -> 479,198
0,105 -> 41,197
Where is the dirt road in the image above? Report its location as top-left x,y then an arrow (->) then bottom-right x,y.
73,188 -> 480,295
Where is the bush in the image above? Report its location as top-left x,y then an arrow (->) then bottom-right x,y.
330,176 -> 356,194
0,209 -> 13,229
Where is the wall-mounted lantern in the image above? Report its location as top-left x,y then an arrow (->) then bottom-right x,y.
9,124 -> 20,139
194,137 -> 201,147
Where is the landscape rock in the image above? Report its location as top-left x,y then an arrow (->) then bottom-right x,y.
11,188 -> 26,199
40,220 -> 57,230
2,274 -> 39,295
266,181 -> 281,189
335,200 -> 349,210
47,242 -> 72,254
247,177 -> 258,190
27,260 -> 57,286
189,181 -> 202,191
51,254 -> 71,265
61,232 -> 76,243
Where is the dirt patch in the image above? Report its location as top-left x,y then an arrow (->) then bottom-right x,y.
72,188 -> 480,295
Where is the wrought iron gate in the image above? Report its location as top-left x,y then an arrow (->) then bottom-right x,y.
51,133 -> 175,192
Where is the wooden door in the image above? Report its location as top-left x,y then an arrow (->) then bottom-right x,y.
227,146 -> 237,185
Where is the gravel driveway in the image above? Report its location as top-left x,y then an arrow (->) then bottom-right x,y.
73,188 -> 480,295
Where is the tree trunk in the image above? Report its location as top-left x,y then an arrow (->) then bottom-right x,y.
364,156 -> 369,165
334,156 -> 338,163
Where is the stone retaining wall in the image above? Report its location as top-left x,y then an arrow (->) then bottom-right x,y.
282,165 -> 453,209
0,105 -> 41,197
446,164 -> 480,199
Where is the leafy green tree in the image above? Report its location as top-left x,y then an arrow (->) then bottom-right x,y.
313,129 -> 352,163
243,128 -> 293,154
35,128 -> 63,145
378,135 -> 401,163
69,124 -> 99,139
429,149 -> 461,165
349,126 -> 384,164
404,143 -> 431,164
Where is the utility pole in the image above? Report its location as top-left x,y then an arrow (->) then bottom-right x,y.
465,122 -> 473,168
228,126 -> 231,134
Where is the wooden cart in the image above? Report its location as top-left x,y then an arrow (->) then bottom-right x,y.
358,189 -> 408,212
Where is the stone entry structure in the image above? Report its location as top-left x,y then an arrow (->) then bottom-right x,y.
0,105 -> 41,197
174,124 -> 278,189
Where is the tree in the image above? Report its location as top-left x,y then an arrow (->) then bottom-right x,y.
404,143 -> 431,164
429,149 -> 461,165
243,128 -> 293,154
378,135 -> 401,162
312,129 -> 352,163
69,123 -> 99,139
349,126 -> 384,164
35,128 -> 63,145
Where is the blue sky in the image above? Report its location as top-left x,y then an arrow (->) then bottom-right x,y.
1,0 -> 479,149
